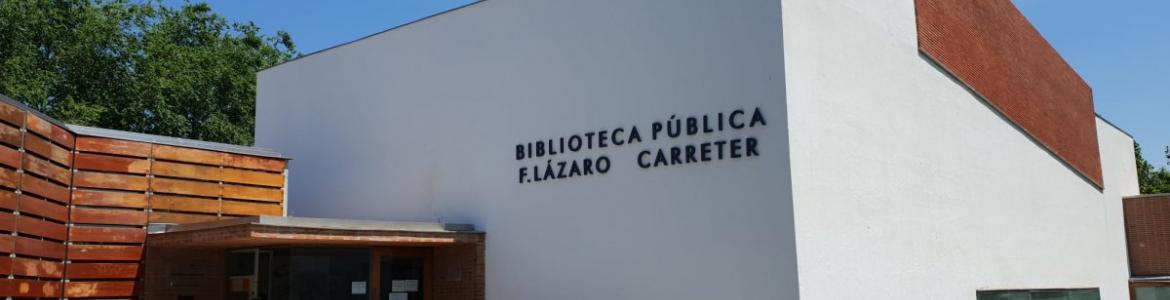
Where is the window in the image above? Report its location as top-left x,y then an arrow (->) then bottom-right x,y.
977,289 -> 1100,300
1136,286 -> 1170,300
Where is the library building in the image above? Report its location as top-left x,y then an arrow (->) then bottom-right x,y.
0,0 -> 1166,299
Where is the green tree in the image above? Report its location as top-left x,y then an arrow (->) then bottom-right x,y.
1136,142 -> 1170,194
0,0 -> 296,145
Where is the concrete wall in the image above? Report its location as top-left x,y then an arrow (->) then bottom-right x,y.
256,0 -> 797,299
783,0 -> 1134,299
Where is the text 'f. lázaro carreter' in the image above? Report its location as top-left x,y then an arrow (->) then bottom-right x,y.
515,107 -> 766,184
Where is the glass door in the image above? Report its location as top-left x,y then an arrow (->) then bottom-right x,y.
372,248 -> 431,300
226,249 -> 272,300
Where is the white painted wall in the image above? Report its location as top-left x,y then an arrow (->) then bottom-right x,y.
257,0 -> 797,299
1099,119 -> 1141,198
783,0 -> 1134,299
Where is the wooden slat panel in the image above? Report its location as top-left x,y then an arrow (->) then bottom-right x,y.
148,211 -> 219,224
153,144 -> 223,165
67,245 -> 142,261
10,257 -> 64,278
151,177 -> 219,197
14,236 -> 65,260
50,125 -> 75,149
223,168 -> 284,187
73,171 -> 148,191
20,175 -> 69,203
0,213 -> 14,232
222,201 -> 282,216
0,191 -> 15,211
72,190 -> 147,209
74,152 -> 149,174
223,153 -> 285,172
22,134 -> 72,166
24,114 -> 51,141
22,154 -> 69,185
0,101 -> 24,127
64,263 -> 139,279
70,207 -> 147,226
0,168 -> 18,190
75,137 -> 151,157
24,114 -> 73,148
64,281 -> 135,298
222,184 -> 282,202
0,124 -> 20,148
16,215 -> 67,241
69,226 -> 146,244
151,195 -> 219,214
0,235 -> 13,253
153,160 -> 222,181
0,257 -> 9,275
18,195 -> 67,222
5,279 -> 61,298
0,146 -> 18,169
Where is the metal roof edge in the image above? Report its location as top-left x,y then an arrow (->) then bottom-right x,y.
162,216 -> 479,234
68,124 -> 285,159
1124,193 -> 1170,200
1096,113 -> 1135,139
259,0 -> 486,73
0,92 -> 285,159
0,93 -> 74,130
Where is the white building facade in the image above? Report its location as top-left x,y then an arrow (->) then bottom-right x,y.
254,0 -> 1139,299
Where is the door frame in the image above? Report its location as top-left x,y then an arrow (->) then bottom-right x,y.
370,247 -> 433,300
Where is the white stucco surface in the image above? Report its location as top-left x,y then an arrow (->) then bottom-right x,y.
257,0 -> 1139,298
783,0 -> 1134,299
257,0 -> 797,299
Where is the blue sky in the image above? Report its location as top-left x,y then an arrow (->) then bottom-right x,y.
1013,0 -> 1170,167
169,0 -> 1170,167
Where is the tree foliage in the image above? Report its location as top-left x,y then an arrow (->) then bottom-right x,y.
0,0 -> 296,145
1136,142 -> 1170,194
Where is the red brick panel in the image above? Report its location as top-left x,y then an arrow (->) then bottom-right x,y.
916,0 -> 1102,187
1125,195 -> 1170,276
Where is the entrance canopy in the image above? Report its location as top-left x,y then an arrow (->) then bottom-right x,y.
147,216 -> 483,248
144,216 -> 485,299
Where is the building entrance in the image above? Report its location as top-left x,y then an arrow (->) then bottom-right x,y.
374,248 -> 432,300
142,216 -> 483,300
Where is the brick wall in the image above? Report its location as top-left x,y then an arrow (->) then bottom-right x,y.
916,0 -> 1103,188
1125,194 -> 1170,276
433,237 -> 486,300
